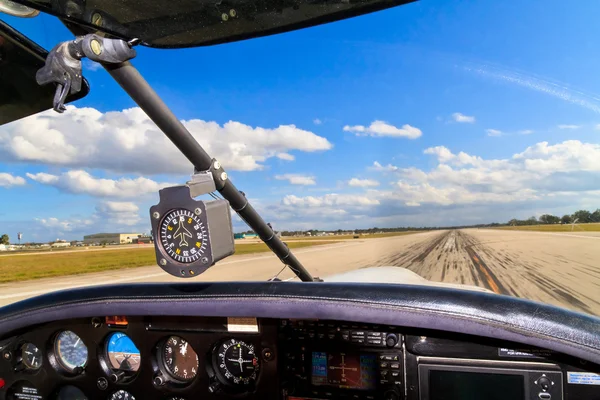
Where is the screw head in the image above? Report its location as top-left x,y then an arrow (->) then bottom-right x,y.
3,351 -> 11,360
201,257 -> 209,264
90,39 -> 102,55
91,12 -> 103,26
229,8 -> 237,17
153,211 -> 160,219
159,258 -> 167,266
220,172 -> 228,181
97,377 -> 108,390
91,317 -> 102,328
213,160 -> 221,169
221,13 -> 229,21
195,207 -> 202,215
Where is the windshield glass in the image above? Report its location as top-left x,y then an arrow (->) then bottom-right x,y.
1,1 -> 600,317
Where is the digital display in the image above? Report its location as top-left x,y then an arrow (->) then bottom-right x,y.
429,370 -> 525,400
311,351 -> 377,390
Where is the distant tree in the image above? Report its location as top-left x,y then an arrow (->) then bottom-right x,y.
561,215 -> 572,224
572,210 -> 592,223
0,234 -> 9,245
591,209 -> 600,223
525,216 -> 538,225
539,214 -> 560,224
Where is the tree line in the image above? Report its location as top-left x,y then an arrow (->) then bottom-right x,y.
508,209 -> 600,226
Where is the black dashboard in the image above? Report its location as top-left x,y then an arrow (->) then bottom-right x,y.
0,282 -> 600,400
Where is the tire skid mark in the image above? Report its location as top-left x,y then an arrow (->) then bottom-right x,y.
464,245 -> 508,295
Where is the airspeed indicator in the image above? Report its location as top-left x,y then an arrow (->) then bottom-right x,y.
159,209 -> 207,264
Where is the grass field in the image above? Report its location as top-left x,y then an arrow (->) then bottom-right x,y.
0,241 -> 339,283
498,223 -> 600,232
282,231 -> 419,240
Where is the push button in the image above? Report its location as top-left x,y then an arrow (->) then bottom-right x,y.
538,393 -> 551,400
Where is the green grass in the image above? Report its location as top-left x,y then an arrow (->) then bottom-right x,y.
283,231 -> 418,240
0,241 -> 339,283
497,223 -> 600,232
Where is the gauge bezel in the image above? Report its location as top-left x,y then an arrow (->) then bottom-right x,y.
210,338 -> 260,391
156,335 -> 200,385
20,342 -> 43,371
100,331 -> 141,383
50,330 -> 88,375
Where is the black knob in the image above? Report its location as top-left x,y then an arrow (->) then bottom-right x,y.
386,333 -> 399,348
153,375 -> 166,386
110,371 -> 125,383
384,390 -> 399,400
538,377 -> 551,391
208,382 -> 221,393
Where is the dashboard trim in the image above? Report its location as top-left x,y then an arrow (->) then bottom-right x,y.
1,282 -> 599,366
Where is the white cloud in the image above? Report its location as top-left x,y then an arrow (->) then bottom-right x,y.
424,146 -> 455,163
275,174 -> 316,185
95,201 -> 141,226
33,200 -> 143,240
26,170 -> 174,198
486,129 -> 503,137
276,153 -> 295,161
0,106 -> 332,174
558,124 -> 580,130
464,62 -> 600,114
452,112 -> 475,123
313,118 -> 322,125
343,120 -> 422,139
348,178 -> 380,187
519,129 -> 534,135
370,161 -> 399,172
282,194 -> 380,207
0,173 -> 26,187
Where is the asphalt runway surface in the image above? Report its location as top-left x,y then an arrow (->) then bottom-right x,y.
1,229 -> 599,316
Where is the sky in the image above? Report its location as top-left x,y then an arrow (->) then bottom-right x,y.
1,0 -> 600,242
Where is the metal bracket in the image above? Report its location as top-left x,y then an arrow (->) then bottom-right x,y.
36,35 -> 137,112
192,158 -> 228,193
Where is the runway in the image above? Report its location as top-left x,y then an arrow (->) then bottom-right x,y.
1,229 -> 599,316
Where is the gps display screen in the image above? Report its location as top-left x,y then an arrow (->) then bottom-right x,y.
311,351 -> 377,390
429,370 -> 525,400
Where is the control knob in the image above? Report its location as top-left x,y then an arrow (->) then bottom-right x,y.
385,333 -> 399,348
538,376 -> 551,391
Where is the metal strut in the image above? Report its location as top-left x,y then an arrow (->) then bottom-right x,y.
35,34 -> 316,282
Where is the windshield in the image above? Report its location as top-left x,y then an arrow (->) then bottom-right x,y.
1,1 -> 600,317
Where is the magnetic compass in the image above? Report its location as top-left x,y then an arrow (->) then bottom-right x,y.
150,184 -> 234,278
159,209 -> 208,264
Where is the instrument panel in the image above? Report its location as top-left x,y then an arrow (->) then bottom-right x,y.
0,316 -> 278,400
1,317 -> 599,400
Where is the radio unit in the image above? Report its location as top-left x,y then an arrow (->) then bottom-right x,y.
279,320 -> 404,400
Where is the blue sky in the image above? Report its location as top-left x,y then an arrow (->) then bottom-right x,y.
2,0 -> 600,242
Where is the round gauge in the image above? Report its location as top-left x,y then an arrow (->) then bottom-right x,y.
21,342 -> 42,370
54,331 -> 88,372
106,332 -> 141,372
214,339 -> 259,386
161,336 -> 198,382
56,385 -> 88,400
109,390 -> 135,400
159,209 -> 208,264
